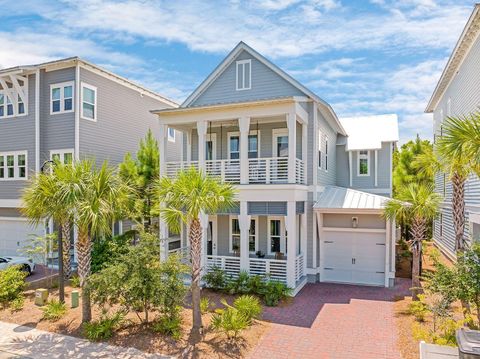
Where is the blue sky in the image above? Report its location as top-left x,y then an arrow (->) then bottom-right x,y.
0,0 -> 476,143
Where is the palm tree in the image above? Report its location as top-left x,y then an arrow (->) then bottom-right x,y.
435,115 -> 480,252
157,167 -> 236,335
383,183 -> 440,300
21,161 -> 75,300
57,160 -> 125,323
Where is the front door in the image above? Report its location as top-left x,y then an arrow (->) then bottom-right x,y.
273,129 -> 289,157
206,217 -> 217,255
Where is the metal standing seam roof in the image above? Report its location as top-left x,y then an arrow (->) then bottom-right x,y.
313,186 -> 391,211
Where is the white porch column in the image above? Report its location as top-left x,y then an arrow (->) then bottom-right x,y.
302,122 -> 307,185
238,201 -> 251,272
239,117 -> 250,184
186,130 -> 192,163
301,207 -> 307,275
200,212 -> 209,275
287,112 -> 297,184
286,201 -> 297,288
197,120 -> 207,171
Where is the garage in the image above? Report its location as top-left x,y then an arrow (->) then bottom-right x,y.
314,186 -> 396,287
0,218 -> 45,256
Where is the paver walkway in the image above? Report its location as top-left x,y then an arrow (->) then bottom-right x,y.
0,321 -> 169,359
249,279 -> 411,359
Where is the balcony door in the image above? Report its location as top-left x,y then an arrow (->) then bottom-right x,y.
206,133 -> 217,161
272,129 -> 289,158
207,216 -> 217,256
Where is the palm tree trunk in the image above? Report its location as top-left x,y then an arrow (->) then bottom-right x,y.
61,222 -> 72,279
76,229 -> 92,323
451,171 -> 466,252
189,217 -> 203,334
410,217 -> 426,301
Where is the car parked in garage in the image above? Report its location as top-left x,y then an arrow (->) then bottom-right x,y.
0,256 -> 35,275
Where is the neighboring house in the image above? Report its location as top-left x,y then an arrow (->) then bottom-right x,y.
154,42 -> 398,294
0,57 -> 179,257
426,4 -> 480,259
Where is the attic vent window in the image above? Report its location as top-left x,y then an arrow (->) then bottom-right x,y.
236,59 -> 251,91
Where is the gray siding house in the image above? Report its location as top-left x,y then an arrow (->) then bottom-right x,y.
154,42 -> 398,294
0,57 -> 179,256
426,4 -> 480,258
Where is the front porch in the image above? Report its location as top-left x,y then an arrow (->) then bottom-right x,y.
165,207 -> 308,294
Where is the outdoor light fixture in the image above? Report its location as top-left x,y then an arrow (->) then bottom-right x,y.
352,217 -> 358,228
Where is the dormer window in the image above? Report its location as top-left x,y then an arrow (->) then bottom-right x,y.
358,150 -> 370,176
236,59 -> 251,91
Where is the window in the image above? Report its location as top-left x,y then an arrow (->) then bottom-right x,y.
229,217 -> 257,253
229,134 -> 240,160
17,95 -> 25,114
236,60 -> 251,90
0,90 -> 27,118
168,127 -> 175,142
357,150 -> 369,176
268,217 -> 287,255
81,83 -> 97,121
206,133 -> 217,161
6,96 -> 13,116
273,129 -> 289,158
0,94 -> 4,117
50,149 -> 74,165
318,130 -> 322,168
325,136 -> 328,171
0,151 -> 27,180
50,82 -> 74,114
248,133 -> 259,159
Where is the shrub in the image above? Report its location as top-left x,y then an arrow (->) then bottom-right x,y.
261,281 -> 292,306
91,232 -> 133,273
203,266 -> 228,291
233,295 -> 262,323
152,314 -> 182,340
200,297 -> 211,314
83,312 -> 126,341
10,297 -> 24,312
0,266 -> 27,309
226,271 -> 250,295
70,275 -> 81,288
42,300 -> 67,321
247,275 -> 266,294
211,307 -> 249,339
408,296 -> 428,322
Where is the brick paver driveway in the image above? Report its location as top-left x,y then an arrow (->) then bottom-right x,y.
250,279 -> 411,359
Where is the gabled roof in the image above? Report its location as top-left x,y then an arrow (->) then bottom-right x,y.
0,57 -> 178,108
181,41 -> 346,135
425,4 -> 480,113
313,186 -> 391,212
339,114 -> 399,151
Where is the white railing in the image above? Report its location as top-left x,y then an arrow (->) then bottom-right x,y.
166,157 -> 305,184
169,246 -> 190,264
206,255 -> 241,278
295,253 -> 305,283
249,257 -> 287,283
295,158 -> 306,184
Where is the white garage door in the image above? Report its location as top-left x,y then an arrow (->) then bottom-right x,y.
322,230 -> 386,286
0,219 -> 45,256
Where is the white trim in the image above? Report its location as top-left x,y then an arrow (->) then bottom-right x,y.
0,151 -> 28,181
206,132 -> 217,160
236,59 -> 252,91
0,216 -> 30,222
229,215 -> 258,254
348,151 -> 352,187
272,128 -> 288,158
324,135 -> 329,172
357,150 -> 370,176
228,129 -> 260,160
50,149 -> 74,164
207,216 -> 218,256
35,69 -> 40,172
322,227 -> 386,233
317,129 -> 322,169
267,216 -> 286,255
0,77 -> 28,119
0,199 -> 22,207
227,132 -> 239,160
374,150 -> 378,187
74,65 -> 80,160
167,127 -> 176,142
80,82 -> 97,122
49,81 -> 74,115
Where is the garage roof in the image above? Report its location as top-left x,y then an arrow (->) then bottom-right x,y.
339,114 -> 399,151
313,186 -> 391,212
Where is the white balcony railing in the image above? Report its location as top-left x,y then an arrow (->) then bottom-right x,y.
168,245 -> 190,264
165,157 -> 305,184
206,255 -> 241,278
249,257 -> 287,283
295,253 -> 305,283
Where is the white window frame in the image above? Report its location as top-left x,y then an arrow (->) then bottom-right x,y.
0,151 -> 28,181
112,220 -> 123,236
318,130 -> 322,169
0,85 -> 28,119
267,216 -> 286,255
228,130 -> 260,160
357,150 -> 370,176
50,81 -> 74,115
324,135 -> 329,172
272,128 -> 289,158
206,133 -> 217,161
168,127 -> 176,142
229,215 -> 258,254
236,59 -> 252,91
50,149 -> 74,164
228,132 -> 240,160
81,82 -> 97,122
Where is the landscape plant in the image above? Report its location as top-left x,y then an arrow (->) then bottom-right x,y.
232,295 -> 262,324
0,266 -> 27,309
211,306 -> 249,340
261,280 -> 292,306
83,311 -> 127,341
41,300 -> 67,321
203,266 -> 228,291
200,297 -> 211,314
22,233 -> 58,287
91,232 -> 133,273
157,167 -> 236,335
